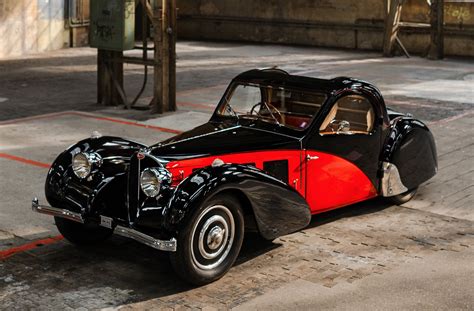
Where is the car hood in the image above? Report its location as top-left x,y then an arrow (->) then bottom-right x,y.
150,121 -> 301,161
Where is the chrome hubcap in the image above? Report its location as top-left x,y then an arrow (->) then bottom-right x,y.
207,226 -> 225,250
191,205 -> 235,270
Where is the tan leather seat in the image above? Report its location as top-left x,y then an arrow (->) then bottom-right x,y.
366,108 -> 374,132
319,103 -> 339,131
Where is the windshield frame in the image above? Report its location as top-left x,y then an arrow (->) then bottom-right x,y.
212,81 -> 328,133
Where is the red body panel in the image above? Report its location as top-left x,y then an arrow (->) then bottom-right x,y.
166,150 -> 305,195
304,150 -> 378,213
165,150 -> 378,214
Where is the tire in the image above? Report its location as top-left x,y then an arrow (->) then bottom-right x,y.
388,187 -> 418,205
55,217 -> 113,245
169,193 -> 245,285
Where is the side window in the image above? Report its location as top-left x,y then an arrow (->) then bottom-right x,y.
319,95 -> 375,135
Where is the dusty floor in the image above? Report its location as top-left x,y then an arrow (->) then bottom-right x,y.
0,42 -> 473,310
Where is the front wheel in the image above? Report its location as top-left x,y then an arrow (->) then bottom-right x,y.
388,187 -> 418,205
169,194 -> 244,285
55,217 -> 113,245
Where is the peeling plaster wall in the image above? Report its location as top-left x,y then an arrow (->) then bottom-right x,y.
177,0 -> 474,57
0,0 -> 67,58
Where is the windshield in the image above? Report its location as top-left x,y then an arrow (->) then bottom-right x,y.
216,83 -> 326,131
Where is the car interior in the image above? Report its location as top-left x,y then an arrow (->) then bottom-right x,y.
319,95 -> 375,135
220,84 -> 374,134
265,88 -> 326,130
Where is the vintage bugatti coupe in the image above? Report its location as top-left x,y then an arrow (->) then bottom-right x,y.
32,69 -> 437,284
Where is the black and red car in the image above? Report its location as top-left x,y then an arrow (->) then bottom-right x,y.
32,68 -> 437,284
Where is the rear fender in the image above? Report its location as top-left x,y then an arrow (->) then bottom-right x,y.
381,117 -> 437,195
162,164 -> 311,240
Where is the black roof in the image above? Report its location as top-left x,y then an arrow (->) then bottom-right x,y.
233,69 -> 383,99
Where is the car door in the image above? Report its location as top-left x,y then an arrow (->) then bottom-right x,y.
303,94 -> 382,213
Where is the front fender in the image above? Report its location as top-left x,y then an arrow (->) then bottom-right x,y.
162,164 -> 311,240
45,136 -> 146,218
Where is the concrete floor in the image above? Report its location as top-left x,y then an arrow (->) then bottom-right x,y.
0,41 -> 473,310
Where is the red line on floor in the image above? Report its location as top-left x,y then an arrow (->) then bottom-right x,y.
177,101 -> 215,111
0,111 -> 183,134
176,84 -> 228,96
0,153 -> 50,169
385,99 -> 453,111
0,235 -> 64,260
0,111 -> 72,126
68,112 -> 183,134
428,110 -> 474,126
137,98 -> 216,111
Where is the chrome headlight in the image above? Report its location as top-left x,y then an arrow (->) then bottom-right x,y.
140,168 -> 172,198
72,152 -> 102,179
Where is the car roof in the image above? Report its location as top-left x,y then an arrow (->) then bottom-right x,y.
233,69 -> 383,100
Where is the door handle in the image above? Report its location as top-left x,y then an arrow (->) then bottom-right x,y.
306,154 -> 319,161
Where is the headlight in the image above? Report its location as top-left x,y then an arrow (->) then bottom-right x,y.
72,152 -> 102,179
140,168 -> 171,198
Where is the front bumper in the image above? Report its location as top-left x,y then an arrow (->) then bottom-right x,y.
32,198 -> 177,252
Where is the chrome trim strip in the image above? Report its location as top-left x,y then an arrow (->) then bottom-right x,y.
115,226 -> 177,252
32,197 -> 84,223
381,162 -> 408,197
31,198 -> 177,252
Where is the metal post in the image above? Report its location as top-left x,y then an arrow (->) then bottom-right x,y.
96,0 -> 177,113
383,0 -> 403,57
428,0 -> 444,60
151,3 -> 164,113
97,50 -> 124,106
150,0 -> 177,114
161,0 -> 170,113
169,0 -> 177,111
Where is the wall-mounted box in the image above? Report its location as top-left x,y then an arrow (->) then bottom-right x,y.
90,0 -> 135,51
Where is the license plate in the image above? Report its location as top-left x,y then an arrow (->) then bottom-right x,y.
100,216 -> 113,229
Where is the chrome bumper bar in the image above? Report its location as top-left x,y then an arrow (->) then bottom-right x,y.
31,197 -> 177,252
32,197 -> 85,223
114,226 -> 176,252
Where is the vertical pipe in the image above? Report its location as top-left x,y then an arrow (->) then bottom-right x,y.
161,0 -> 170,113
152,2 -> 164,114
428,0 -> 444,60
169,0 -> 177,111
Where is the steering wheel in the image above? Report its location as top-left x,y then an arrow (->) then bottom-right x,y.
328,119 -> 351,134
250,102 -> 283,122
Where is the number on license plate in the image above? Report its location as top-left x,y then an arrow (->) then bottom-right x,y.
100,216 -> 113,229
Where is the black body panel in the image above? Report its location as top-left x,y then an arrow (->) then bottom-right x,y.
263,160 -> 289,184
162,164 -> 311,240
150,120 -> 301,161
45,136 -> 146,223
382,117 -> 438,190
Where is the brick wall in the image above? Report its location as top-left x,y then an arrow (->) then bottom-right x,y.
177,0 -> 474,57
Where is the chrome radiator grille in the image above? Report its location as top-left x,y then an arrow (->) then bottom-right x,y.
127,153 -> 162,223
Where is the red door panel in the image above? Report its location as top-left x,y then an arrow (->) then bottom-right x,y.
304,150 -> 377,214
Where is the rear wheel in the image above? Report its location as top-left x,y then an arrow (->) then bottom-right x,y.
169,194 -> 244,285
55,217 -> 113,245
388,187 -> 418,205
